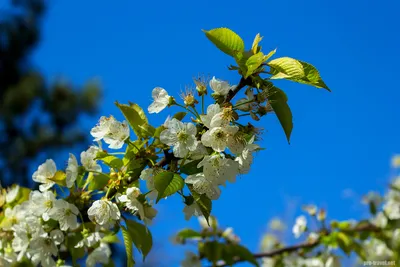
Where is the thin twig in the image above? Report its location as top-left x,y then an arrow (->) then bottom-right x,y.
214,223 -> 381,267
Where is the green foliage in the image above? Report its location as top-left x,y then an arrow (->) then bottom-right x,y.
203,28 -> 245,57
154,171 -> 184,203
125,219 -> 153,261
180,159 -> 203,175
97,152 -> 124,170
122,225 -> 135,267
268,57 -> 330,91
176,229 -> 202,239
88,173 -> 110,191
116,102 -> 155,139
268,87 -> 293,143
188,184 -> 212,222
173,112 -> 188,121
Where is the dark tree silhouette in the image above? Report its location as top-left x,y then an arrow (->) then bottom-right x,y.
0,0 -> 101,187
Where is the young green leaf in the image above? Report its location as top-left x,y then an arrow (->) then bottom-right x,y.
251,33 -> 263,54
187,184 -> 212,222
121,226 -> 135,267
116,102 -> 155,138
172,112 -> 187,121
176,229 -> 202,240
154,171 -> 184,203
244,52 -> 265,78
230,244 -> 260,266
125,219 -> 153,261
97,154 -> 124,170
203,28 -> 245,57
88,173 -> 110,191
180,159 -> 203,175
268,87 -> 293,143
268,57 -> 330,91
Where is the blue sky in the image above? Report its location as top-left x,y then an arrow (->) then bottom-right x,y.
27,0 -> 400,265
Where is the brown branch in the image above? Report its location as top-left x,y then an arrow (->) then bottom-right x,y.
215,223 -> 381,267
155,149 -> 176,167
224,76 -> 252,104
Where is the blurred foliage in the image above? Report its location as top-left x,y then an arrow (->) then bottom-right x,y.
0,0 -> 101,187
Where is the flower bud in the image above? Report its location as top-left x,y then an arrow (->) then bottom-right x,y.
194,77 -> 208,96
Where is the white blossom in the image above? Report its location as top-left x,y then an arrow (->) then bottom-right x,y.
235,136 -> 259,174
325,256 -> 341,267
90,116 -> 130,149
148,87 -> 170,114
292,215 -> 307,238
160,118 -> 198,158
198,154 -> 239,185
30,190 -> 56,221
222,227 -> 240,243
81,146 -> 102,172
75,232 -> 103,248
383,198 -> 400,220
32,159 -> 57,192
201,125 -> 238,152
117,187 -> 142,213
48,199 -> 79,231
3,203 -> 32,230
12,216 -> 46,261
66,153 -> 78,188
185,173 -> 221,200
200,104 -> 221,129
371,212 -> 388,228
209,76 -> 236,97
183,202 -> 202,221
198,216 -> 218,229
189,143 -> 209,160
5,185 -> 19,203
86,243 -> 111,267
28,230 -> 63,267
88,200 -> 121,226
140,168 -> 158,201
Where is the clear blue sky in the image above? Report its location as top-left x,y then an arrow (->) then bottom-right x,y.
29,0 -> 400,265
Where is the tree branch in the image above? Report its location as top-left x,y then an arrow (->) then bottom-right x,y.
215,223 -> 381,267
155,149 -> 176,167
224,76 -> 252,104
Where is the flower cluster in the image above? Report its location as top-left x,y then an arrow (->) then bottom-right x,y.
0,27 -> 336,266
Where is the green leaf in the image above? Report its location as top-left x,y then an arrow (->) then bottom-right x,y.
268,57 -> 330,91
352,242 -> 367,260
180,159 -> 203,175
125,219 -> 153,260
121,226 -> 135,267
187,184 -> 212,222
263,48 -> 276,62
230,244 -> 259,266
337,232 -> 353,256
88,173 -> 110,191
251,33 -> 263,54
154,171 -> 184,203
116,102 -> 154,138
268,87 -> 293,143
176,229 -> 202,240
102,234 -> 120,244
268,57 -> 304,79
97,154 -> 124,170
48,170 -> 67,186
172,112 -> 187,121
244,52 -> 265,78
203,28 -> 245,57
203,241 -> 223,264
